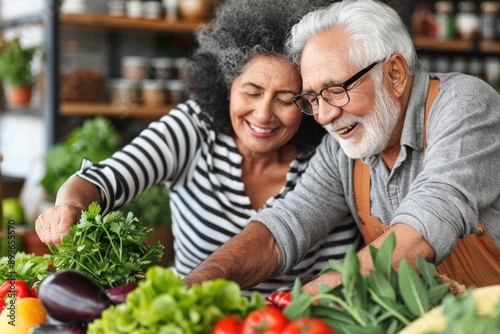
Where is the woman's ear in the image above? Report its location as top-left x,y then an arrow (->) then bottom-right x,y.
384,53 -> 409,98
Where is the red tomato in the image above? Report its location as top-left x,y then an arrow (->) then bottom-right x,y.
281,318 -> 335,334
265,291 -> 292,310
212,315 -> 244,334
241,307 -> 289,334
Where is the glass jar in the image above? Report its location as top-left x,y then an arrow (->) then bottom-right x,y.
143,1 -> 162,19
108,0 -> 126,16
142,80 -> 167,106
108,79 -> 142,105
435,1 -> 455,39
480,1 -> 499,40
456,2 -> 480,40
174,57 -> 187,79
121,56 -> 149,81
163,0 -> 179,21
166,80 -> 185,105
150,57 -> 175,80
411,3 -> 433,36
126,0 -> 144,18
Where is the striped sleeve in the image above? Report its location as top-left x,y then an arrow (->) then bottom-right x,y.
77,100 -> 205,214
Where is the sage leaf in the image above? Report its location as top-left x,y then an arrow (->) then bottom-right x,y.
371,231 -> 395,282
369,271 -> 396,300
416,256 -> 436,287
398,259 -> 430,316
428,284 -> 452,305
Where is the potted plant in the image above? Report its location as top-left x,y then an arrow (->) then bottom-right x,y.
0,37 -> 38,107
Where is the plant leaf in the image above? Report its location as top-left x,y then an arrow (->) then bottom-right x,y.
368,271 -> 396,301
371,231 -> 395,281
398,259 -> 430,316
416,256 -> 436,287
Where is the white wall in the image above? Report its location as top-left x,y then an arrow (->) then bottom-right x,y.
1,0 -> 46,178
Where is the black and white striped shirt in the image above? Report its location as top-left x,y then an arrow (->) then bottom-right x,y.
78,100 -> 362,295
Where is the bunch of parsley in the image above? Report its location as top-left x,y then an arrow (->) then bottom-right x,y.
49,202 -> 164,289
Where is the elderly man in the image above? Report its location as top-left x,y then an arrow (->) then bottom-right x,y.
185,0 -> 500,293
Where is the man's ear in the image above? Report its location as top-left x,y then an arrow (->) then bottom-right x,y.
384,53 -> 408,98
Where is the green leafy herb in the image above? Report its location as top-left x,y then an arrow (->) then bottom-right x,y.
0,252 -> 55,286
48,202 -> 163,289
284,232 -> 452,334
87,266 -> 266,334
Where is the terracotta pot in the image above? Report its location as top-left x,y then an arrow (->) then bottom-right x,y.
23,230 -> 51,256
5,84 -> 32,107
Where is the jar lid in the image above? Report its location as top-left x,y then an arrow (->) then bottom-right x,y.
481,1 -> 499,13
144,1 -> 162,9
151,57 -> 175,68
174,57 -> 188,68
143,79 -> 166,89
166,79 -> 185,90
435,1 -> 454,13
122,56 -> 149,66
107,79 -> 141,89
458,2 -> 476,12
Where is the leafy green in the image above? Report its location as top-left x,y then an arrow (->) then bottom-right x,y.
0,252 -> 55,286
0,37 -> 38,87
48,202 -> 163,289
284,232 -> 452,334
87,266 -> 266,334
428,291 -> 500,334
41,117 -> 120,198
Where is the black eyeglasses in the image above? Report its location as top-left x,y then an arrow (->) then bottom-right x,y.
292,61 -> 381,115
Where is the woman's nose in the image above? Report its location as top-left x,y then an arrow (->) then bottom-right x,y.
253,99 -> 274,121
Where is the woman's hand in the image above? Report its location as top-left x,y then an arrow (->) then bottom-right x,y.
35,203 -> 85,245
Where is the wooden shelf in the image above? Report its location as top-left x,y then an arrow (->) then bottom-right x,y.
60,102 -> 173,118
413,35 -> 473,52
413,35 -> 500,54
60,13 -> 206,33
479,40 -> 500,54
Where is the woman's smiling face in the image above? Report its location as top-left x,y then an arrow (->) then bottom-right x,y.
229,55 -> 303,156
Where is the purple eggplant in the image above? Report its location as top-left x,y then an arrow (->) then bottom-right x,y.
105,282 -> 138,304
38,270 -> 113,323
28,324 -> 87,334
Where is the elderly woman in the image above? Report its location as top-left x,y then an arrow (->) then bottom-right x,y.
36,0 -> 361,295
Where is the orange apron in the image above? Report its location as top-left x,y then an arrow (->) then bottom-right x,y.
353,80 -> 500,287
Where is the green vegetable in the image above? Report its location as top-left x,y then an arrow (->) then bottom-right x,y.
87,266 -> 266,334
284,232 -> 453,334
41,117 -> 120,198
0,252 -> 55,287
48,202 -> 163,289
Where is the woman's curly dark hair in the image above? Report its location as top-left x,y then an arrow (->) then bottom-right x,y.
182,0 -> 329,149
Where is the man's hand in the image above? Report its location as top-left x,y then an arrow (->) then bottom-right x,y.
302,271 -> 343,295
302,223 -> 436,295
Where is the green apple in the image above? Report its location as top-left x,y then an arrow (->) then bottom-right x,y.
2,197 -> 25,229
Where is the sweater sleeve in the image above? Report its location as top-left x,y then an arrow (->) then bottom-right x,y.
252,135 -> 354,274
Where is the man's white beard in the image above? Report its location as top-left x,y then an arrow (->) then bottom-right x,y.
324,84 -> 401,159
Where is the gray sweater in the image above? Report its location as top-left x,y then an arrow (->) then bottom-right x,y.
252,69 -> 500,274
